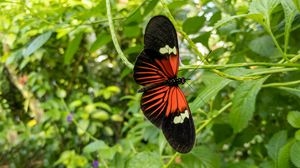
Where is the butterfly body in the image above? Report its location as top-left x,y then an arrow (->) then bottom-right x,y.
133,15 -> 195,153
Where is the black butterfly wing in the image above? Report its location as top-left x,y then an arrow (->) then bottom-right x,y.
133,15 -> 195,153
144,15 -> 179,59
161,87 -> 195,153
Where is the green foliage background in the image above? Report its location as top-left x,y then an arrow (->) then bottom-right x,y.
1,0 -> 300,167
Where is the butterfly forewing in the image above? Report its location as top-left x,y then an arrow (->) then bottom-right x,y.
144,16 -> 179,58
133,15 -> 195,153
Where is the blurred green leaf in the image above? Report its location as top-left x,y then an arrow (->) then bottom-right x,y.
281,0 -> 298,53
278,139 -> 295,168
94,102 -> 112,112
294,0 -> 300,11
190,72 -> 232,112
90,32 -> 112,52
111,114 -> 123,122
192,32 -> 210,47
266,130 -> 287,162
183,16 -> 205,34
83,140 -> 108,153
290,141 -> 300,167
143,0 -> 159,17
296,130 -> 300,140
182,146 -> 220,168
55,150 -> 87,168
212,123 -> 233,143
23,31 -> 52,57
56,88 -> 67,98
279,87 -> 300,98
287,111 -> 300,128
248,35 -> 280,58
64,32 -> 83,65
69,100 -> 83,110
125,0 -> 159,24
77,120 -> 89,135
126,152 -> 162,168
208,47 -> 226,60
92,110 -> 109,121
249,0 -> 280,22
229,77 -> 268,133
124,25 -> 141,38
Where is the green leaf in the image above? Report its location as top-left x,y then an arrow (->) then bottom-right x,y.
290,141 -> 300,167
77,119 -> 89,135
212,124 -> 233,143
294,0 -> 300,11
278,139 -> 295,168
266,130 -> 287,162
248,35 -> 280,58
287,111 -> 300,128
182,146 -> 220,168
296,130 -> 300,140
125,0 -> 159,24
94,102 -> 112,112
227,159 -> 257,168
213,14 -> 252,30
64,32 -> 83,65
229,77 -> 268,133
55,150 -> 87,168
190,72 -> 232,112
249,0 -> 280,20
23,31 -> 52,57
143,0 -> 159,17
183,16 -> 205,34
83,140 -> 108,153
126,152 -> 162,168
281,0 -> 298,53
278,87 -> 300,98
124,25 -> 141,38
90,32 -> 112,52
192,32 -> 210,47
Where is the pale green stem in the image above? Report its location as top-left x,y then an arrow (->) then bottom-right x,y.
265,26 -> 287,61
290,54 -> 300,63
247,67 -> 299,76
106,0 -> 133,69
262,80 -> 300,88
180,62 -> 300,70
196,102 -> 232,134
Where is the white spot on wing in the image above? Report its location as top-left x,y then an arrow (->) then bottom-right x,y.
159,45 -> 177,55
173,110 -> 189,124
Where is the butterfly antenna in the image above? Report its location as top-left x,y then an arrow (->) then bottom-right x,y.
184,79 -> 195,93
184,50 -> 212,81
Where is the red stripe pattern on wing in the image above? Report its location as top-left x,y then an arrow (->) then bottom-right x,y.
141,85 -> 189,127
133,50 -> 179,86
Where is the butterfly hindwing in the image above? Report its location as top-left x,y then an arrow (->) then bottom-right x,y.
140,85 -> 170,127
161,87 -> 195,153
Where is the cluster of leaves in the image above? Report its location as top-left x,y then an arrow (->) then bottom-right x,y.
0,0 -> 300,167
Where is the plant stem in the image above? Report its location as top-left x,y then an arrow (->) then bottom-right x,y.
265,27 -> 287,61
247,67 -> 298,76
262,80 -> 300,88
180,62 -> 300,70
106,0 -> 133,69
196,102 -> 232,134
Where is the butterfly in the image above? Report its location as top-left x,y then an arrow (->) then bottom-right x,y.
133,15 -> 195,153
